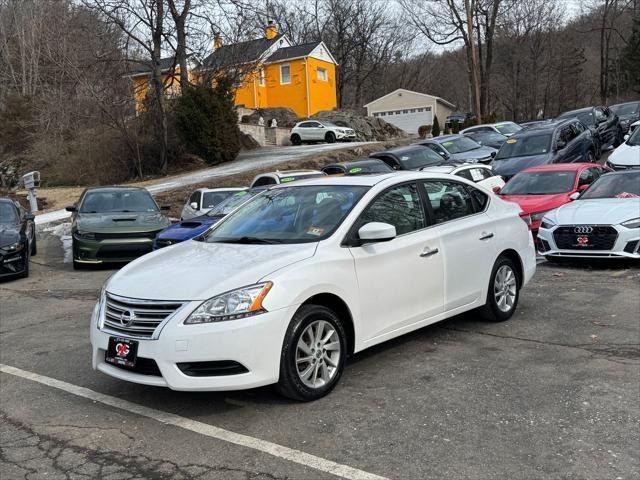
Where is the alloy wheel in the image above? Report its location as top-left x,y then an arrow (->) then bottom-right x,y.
295,320 -> 341,389
494,265 -> 517,313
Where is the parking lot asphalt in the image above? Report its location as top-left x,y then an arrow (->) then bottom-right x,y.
1,232 -> 638,479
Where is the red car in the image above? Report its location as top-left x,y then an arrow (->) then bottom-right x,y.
497,163 -> 609,234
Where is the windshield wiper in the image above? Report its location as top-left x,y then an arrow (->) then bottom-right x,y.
217,236 -> 284,244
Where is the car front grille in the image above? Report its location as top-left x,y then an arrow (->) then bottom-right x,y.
93,231 -> 159,241
553,225 -> 618,251
103,293 -> 185,338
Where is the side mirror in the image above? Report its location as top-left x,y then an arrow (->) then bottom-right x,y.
24,213 -> 35,221
569,192 -> 580,201
490,151 -> 497,158
492,186 -> 502,194
161,205 -> 171,211
65,205 -> 77,212
190,202 -> 198,210
441,152 -> 450,160
556,140 -> 566,150
624,134 -> 630,141
578,184 -> 590,192
358,222 -> 396,243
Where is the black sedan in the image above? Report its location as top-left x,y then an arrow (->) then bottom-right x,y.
557,105 -> 623,155
463,130 -> 508,149
369,145 -> 446,171
609,101 -> 640,134
321,159 -> 394,176
0,197 -> 36,279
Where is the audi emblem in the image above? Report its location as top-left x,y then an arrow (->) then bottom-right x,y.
573,226 -> 593,234
119,310 -> 135,327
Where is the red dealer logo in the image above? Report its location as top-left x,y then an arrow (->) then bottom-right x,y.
116,343 -> 130,357
577,236 -> 589,246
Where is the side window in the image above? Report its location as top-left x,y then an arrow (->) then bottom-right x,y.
560,126 -> 576,144
578,168 -> 595,187
252,176 -> 277,187
189,191 -> 201,209
376,155 -> 399,170
308,122 -> 321,128
455,169 -> 473,181
323,166 -> 344,175
425,143 -> 447,156
298,122 -> 311,128
359,183 -> 425,236
595,108 -> 606,122
423,181 -> 477,224
572,122 -> 584,134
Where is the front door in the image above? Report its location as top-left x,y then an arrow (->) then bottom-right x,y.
348,182 -> 444,344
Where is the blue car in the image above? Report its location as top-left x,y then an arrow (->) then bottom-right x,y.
491,118 -> 597,179
153,189 -> 264,249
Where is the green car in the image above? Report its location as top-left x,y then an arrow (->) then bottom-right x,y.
66,187 -> 171,269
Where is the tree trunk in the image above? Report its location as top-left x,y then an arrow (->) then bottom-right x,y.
168,0 -> 190,92
465,0 -> 482,123
151,0 -> 167,175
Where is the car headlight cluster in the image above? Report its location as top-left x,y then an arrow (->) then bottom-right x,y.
622,218 -> 640,229
75,230 -> 96,240
540,218 -> 556,229
184,282 -> 273,324
0,242 -> 24,253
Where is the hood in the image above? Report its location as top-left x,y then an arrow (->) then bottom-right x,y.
157,214 -> 223,241
609,142 -> 640,167
450,146 -> 496,162
492,154 -> 550,176
75,212 -> 170,232
0,224 -> 21,248
106,240 -> 318,301
499,193 -> 571,214
545,198 -> 640,226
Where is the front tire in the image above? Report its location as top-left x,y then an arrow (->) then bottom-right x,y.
480,256 -> 520,322
290,134 -> 302,146
277,305 -> 347,401
325,132 -> 336,144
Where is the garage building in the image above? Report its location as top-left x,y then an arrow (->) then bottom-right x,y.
364,89 -> 456,134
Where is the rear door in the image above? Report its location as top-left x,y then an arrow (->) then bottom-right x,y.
422,180 -> 497,311
556,125 -> 580,163
348,182 -> 444,343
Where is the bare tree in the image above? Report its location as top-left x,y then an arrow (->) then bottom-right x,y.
167,0 -> 191,91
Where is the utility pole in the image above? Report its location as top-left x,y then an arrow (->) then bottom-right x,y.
465,0 -> 482,124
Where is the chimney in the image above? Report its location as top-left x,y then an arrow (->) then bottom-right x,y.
214,32 -> 223,50
265,21 -> 277,40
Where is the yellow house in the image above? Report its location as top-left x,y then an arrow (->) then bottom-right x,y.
126,23 -> 338,117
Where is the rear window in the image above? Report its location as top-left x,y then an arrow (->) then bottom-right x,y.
397,148 -> 445,169
558,111 -> 595,126
496,134 -> 552,159
500,171 -> 577,195
580,172 -> 640,199
202,191 -> 238,209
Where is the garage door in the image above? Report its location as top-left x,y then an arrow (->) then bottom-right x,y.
373,107 -> 433,134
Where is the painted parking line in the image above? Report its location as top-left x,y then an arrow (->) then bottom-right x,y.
0,364 -> 388,480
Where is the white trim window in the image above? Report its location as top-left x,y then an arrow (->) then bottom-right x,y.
317,67 -> 328,81
259,68 -> 265,86
280,64 -> 291,84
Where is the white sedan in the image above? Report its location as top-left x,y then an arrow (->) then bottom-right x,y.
90,173 -> 536,401
181,187 -> 245,220
538,170 -> 640,260
420,163 -> 505,191
606,127 -> 640,171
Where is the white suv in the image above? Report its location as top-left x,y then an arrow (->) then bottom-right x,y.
290,121 -> 356,145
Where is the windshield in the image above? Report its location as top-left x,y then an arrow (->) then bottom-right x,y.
0,203 -> 19,224
610,103 -> 638,116
438,137 -> 481,154
580,172 -> 640,199
202,190 -> 240,210
559,111 -> 594,126
345,162 -> 392,174
627,127 -> 640,146
494,123 -> 522,135
207,190 -> 261,216
397,148 -> 445,169
468,131 -> 506,144
500,171 -> 577,195
496,134 -> 552,159
205,185 -> 368,244
80,190 -> 158,213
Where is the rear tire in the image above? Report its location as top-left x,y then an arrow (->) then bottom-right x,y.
613,127 -> 623,148
325,132 -> 336,144
290,134 -> 302,146
19,249 -> 30,278
72,259 -> 84,270
480,256 -> 520,322
276,305 -> 347,401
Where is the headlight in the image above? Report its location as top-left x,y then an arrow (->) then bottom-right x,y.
184,282 -> 273,324
530,210 -> 551,222
540,218 -> 556,229
75,230 -> 96,240
0,241 -> 24,253
622,218 -> 640,229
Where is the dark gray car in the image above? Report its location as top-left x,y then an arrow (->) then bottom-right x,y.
557,106 -> 623,155
416,134 -> 497,164
609,101 -> 640,134
491,119 -> 597,179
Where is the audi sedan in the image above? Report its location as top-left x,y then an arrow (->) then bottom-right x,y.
537,170 -> 640,260
90,173 -> 536,401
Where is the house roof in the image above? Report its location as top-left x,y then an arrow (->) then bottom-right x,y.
201,34 -> 285,69
265,41 -> 321,63
363,88 -> 456,110
125,57 -> 176,77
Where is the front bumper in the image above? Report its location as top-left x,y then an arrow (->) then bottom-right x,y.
74,236 -> 156,263
336,131 -> 357,141
537,224 -> 640,259
90,299 -> 297,391
0,248 -> 27,277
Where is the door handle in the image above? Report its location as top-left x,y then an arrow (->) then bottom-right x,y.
420,247 -> 439,257
479,232 -> 494,240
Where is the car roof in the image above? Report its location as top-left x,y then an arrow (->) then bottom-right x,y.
84,186 -> 147,193
559,107 -> 594,116
522,163 -> 595,173
325,159 -> 386,168
511,119 -> 571,135
432,134 -> 464,142
372,144 -> 429,155
273,169 -> 323,177
610,101 -> 639,107
196,187 -> 245,193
